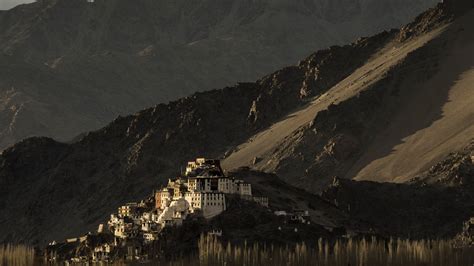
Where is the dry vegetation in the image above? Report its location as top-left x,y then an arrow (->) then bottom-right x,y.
23,234 -> 474,265
0,244 -> 35,266
181,234 -> 474,266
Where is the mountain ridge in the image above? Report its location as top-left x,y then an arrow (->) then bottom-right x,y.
0,0 -> 437,150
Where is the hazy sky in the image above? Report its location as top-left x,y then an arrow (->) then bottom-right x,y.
0,0 -> 35,10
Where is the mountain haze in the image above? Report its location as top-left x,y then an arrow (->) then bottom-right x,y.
0,0 -> 437,150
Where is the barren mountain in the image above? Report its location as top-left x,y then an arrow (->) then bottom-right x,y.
0,1 -> 472,246
0,0 -> 437,150
223,1 -> 474,190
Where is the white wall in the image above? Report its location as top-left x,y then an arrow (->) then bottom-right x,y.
201,193 -> 226,219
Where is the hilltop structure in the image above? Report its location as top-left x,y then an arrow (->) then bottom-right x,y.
156,158 -> 254,219
107,158 -> 267,243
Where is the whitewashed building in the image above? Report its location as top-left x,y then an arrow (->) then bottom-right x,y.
154,158 -> 259,220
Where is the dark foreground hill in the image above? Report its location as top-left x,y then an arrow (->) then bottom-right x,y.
0,1 -> 473,245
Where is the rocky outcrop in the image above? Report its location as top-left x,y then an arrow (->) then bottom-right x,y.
412,140 -> 474,186
398,2 -> 451,41
247,30 -> 393,125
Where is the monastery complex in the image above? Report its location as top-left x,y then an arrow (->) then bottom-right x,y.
107,158 -> 268,243
46,158 -> 310,263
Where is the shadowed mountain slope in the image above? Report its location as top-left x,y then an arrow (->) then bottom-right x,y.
0,0 -> 437,150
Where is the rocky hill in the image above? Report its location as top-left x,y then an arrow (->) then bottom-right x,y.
0,1 -> 473,245
0,0 -> 437,150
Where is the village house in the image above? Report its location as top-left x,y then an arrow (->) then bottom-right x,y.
118,203 -> 139,218
92,243 -> 113,262
110,216 -> 139,239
